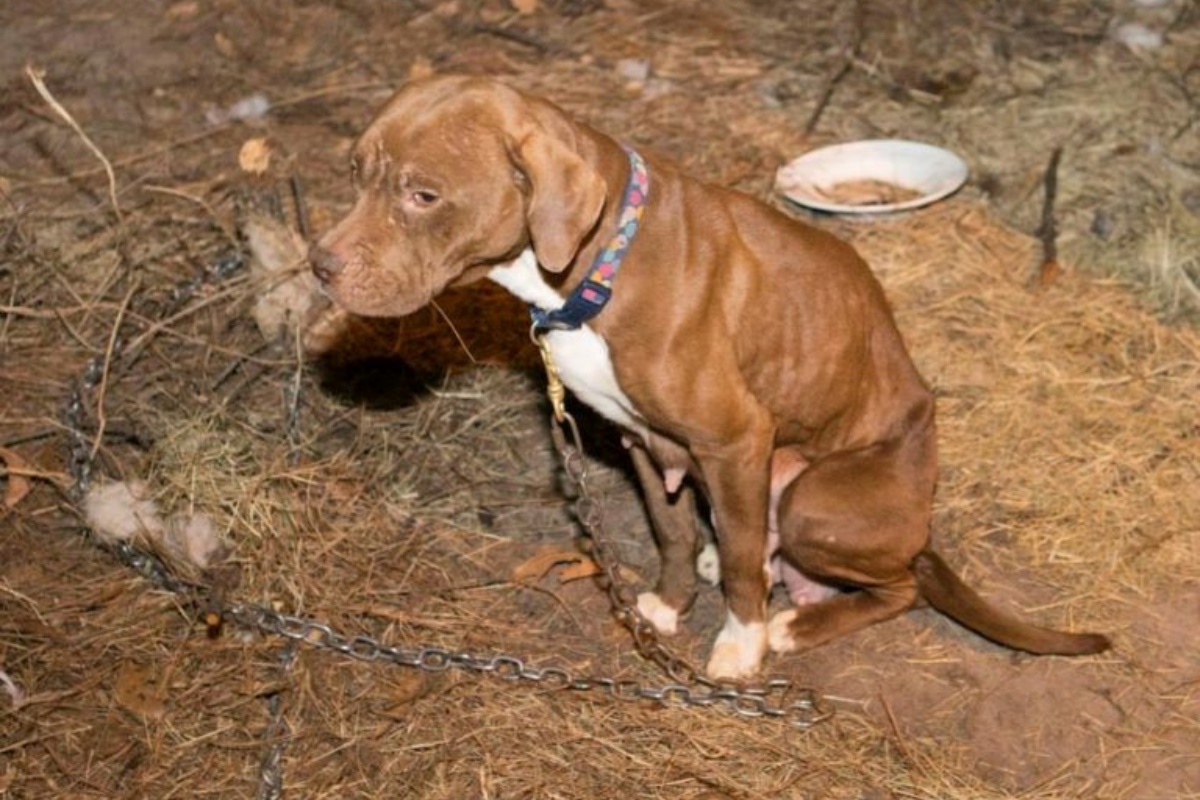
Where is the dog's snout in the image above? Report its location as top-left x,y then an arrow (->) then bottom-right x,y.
310,245 -> 344,283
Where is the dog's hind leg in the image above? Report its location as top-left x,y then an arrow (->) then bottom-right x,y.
767,436 -> 932,653
629,443 -> 701,636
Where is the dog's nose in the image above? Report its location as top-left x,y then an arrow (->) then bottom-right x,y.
310,245 -> 344,283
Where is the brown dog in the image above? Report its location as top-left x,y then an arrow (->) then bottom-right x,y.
310,75 -> 1109,679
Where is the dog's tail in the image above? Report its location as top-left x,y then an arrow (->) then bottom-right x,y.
913,549 -> 1110,656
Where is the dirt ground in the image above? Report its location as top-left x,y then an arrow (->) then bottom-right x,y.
2,1 -> 1199,798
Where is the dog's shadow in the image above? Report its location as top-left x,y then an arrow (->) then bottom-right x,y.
311,283 -> 534,407
315,351 -> 431,410
307,283 -> 633,478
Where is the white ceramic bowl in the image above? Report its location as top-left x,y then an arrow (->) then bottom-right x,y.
775,139 -> 968,215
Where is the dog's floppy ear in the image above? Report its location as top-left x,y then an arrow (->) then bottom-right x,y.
513,122 -> 608,273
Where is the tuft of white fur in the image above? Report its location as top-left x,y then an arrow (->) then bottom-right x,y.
636,592 -> 680,635
707,612 -> 767,680
164,513 -> 225,569
696,542 -> 721,586
487,248 -> 563,309
84,480 -> 225,570
84,480 -> 165,544
489,249 -> 648,435
0,669 -> 24,708
1113,22 -> 1164,50
243,215 -> 325,342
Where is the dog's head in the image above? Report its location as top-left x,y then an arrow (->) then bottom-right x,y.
310,76 -> 609,318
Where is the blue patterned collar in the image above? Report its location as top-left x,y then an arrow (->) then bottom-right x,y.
530,146 -> 649,332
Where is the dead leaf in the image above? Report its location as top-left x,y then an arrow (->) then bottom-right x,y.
114,662 -> 167,721
383,670 -> 442,713
511,546 -> 589,584
408,56 -> 436,82
238,137 -> 271,175
213,31 -> 236,59
0,447 -> 32,509
557,557 -> 601,583
510,0 -> 539,13
165,1 -> 200,22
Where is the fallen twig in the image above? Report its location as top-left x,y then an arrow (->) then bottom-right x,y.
285,326 -> 305,465
468,22 -> 567,55
288,176 -> 310,242
432,299 -> 479,365
25,64 -> 122,223
804,0 -> 865,135
89,281 -> 139,460
1033,146 -> 1064,287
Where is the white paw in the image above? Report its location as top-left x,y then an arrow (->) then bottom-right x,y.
696,543 -> 721,586
636,592 -> 680,636
768,609 -> 799,654
706,613 -> 767,680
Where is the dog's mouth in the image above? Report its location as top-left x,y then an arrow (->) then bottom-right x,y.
319,268 -> 438,319
310,230 -> 476,319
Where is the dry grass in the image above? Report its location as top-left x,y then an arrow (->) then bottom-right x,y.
2,0 -> 1199,798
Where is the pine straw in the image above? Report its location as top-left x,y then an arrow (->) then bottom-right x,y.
2,0 -> 1199,797
5,194 -> 1198,798
844,203 -> 1200,601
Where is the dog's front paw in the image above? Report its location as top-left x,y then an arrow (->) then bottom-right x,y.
706,613 -> 767,680
696,543 -> 721,586
636,592 -> 680,635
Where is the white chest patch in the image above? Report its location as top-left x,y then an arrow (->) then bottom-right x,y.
488,250 -> 647,435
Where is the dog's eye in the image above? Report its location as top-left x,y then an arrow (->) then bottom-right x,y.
411,190 -> 440,208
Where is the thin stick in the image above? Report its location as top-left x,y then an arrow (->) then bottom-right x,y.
288,176 -> 311,241
285,325 -> 305,466
25,64 -> 122,223
1033,146 -> 1064,287
805,61 -> 853,137
431,300 -> 479,364
468,22 -> 565,55
878,692 -> 914,766
804,0 -> 864,135
89,281 -> 139,460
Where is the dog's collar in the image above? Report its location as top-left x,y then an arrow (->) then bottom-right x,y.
529,146 -> 649,332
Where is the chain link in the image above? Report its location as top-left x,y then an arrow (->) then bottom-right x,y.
61,250 -> 830,742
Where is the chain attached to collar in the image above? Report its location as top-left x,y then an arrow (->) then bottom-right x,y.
532,323 -> 569,423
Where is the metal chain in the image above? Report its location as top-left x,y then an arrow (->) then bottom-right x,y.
61,251 -> 830,735
224,603 -> 829,726
257,641 -> 298,800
